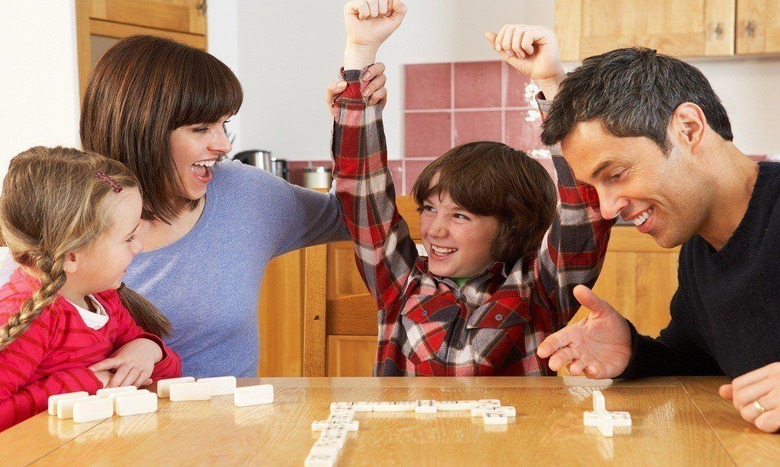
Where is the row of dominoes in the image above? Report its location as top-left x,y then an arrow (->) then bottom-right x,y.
47,377 -> 273,424
583,390 -> 632,437
304,400 -> 517,466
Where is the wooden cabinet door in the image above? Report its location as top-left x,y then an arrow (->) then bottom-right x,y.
557,0 -> 735,60
90,0 -> 206,35
737,0 -> 780,53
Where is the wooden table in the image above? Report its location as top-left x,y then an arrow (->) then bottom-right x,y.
3,376 -> 778,466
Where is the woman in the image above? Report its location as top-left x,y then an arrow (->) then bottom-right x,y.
79,35 -> 387,377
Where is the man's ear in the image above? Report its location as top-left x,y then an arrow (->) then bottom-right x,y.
671,102 -> 707,154
62,251 -> 78,274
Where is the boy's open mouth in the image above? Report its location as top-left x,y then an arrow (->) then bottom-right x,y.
430,244 -> 458,256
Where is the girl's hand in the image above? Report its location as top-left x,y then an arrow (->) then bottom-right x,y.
344,0 -> 407,69
89,338 -> 162,388
326,62 -> 388,118
92,369 -> 113,388
485,24 -> 566,100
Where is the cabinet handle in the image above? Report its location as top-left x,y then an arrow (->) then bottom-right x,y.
747,19 -> 756,37
714,22 -> 723,39
196,0 -> 207,15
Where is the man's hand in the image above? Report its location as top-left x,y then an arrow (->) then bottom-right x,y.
344,0 -> 407,69
326,62 -> 388,118
537,285 -> 632,378
89,338 -> 162,388
485,24 -> 566,100
719,362 -> 780,433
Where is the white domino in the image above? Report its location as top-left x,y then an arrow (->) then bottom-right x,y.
437,400 -> 479,411
234,384 -> 273,407
156,377 -> 195,398
310,439 -> 342,456
57,395 -> 98,419
73,398 -> 114,423
327,413 -> 355,423
483,411 -> 508,425
592,390 -> 606,412
478,399 -> 501,408
319,426 -> 349,447
372,401 -> 415,412
584,411 -> 632,427
415,400 -> 437,414
48,392 -> 89,415
115,391 -> 158,416
109,389 -> 150,410
169,381 -> 212,401
96,386 -> 137,398
304,453 -> 338,467
312,420 -> 359,432
486,406 -> 516,417
597,415 -> 614,437
329,402 -> 354,412
351,401 -> 373,412
197,376 -> 237,396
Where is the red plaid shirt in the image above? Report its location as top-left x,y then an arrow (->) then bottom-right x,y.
332,69 -> 613,376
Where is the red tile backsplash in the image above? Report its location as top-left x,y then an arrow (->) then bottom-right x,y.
405,64 -> 451,110
504,110 -> 544,151
405,112 -> 452,158
505,64 -> 535,108
454,61 -> 502,109
454,111 -> 503,146
405,159 -> 435,193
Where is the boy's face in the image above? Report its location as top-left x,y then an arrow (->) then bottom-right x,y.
419,190 -> 499,279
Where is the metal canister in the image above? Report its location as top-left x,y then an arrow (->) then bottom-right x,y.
302,166 -> 333,189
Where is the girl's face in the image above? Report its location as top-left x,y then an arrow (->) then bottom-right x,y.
169,116 -> 232,201
69,187 -> 144,294
419,190 -> 499,279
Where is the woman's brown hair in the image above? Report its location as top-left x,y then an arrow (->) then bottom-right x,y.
412,141 -> 557,266
80,35 -> 243,224
0,147 -> 172,351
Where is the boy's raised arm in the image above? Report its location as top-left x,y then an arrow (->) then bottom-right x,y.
331,1 -> 415,309
487,25 -> 614,329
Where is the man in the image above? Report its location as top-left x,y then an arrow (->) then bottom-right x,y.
486,25 -> 779,433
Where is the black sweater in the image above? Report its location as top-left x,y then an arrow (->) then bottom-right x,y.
622,162 -> 780,379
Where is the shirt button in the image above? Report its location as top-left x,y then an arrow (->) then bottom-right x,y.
422,310 -> 428,317
495,314 -> 504,321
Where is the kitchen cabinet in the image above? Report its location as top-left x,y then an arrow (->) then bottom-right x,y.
75,0 -> 208,97
556,0 -> 737,60
258,226 -> 680,377
737,0 -> 780,53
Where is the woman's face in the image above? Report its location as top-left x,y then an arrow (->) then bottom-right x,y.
169,116 -> 232,201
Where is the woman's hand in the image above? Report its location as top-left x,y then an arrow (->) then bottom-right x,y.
326,62 -> 388,118
719,362 -> 780,433
344,0 -> 407,69
485,24 -> 566,100
89,338 -> 162,388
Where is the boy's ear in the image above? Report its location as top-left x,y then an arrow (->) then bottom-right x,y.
62,251 -> 79,274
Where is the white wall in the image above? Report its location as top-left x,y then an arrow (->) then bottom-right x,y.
231,0 -> 780,160
207,0 -> 242,158
0,1 -> 81,181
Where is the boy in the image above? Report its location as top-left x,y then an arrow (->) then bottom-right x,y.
332,0 -> 612,376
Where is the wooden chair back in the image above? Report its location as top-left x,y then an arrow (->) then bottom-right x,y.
302,196 -> 421,376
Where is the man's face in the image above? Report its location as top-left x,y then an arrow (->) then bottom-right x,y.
560,120 -> 714,248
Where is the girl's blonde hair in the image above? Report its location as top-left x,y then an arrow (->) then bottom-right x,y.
0,146 -> 172,351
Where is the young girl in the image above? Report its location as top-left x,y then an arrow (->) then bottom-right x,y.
0,147 -> 181,431
332,1 -> 613,376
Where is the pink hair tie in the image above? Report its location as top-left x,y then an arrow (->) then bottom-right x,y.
96,172 -> 123,193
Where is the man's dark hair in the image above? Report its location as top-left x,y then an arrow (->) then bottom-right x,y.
541,47 -> 733,151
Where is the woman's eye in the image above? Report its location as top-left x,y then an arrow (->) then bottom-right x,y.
454,214 -> 470,220
126,234 -> 136,243
193,126 -> 209,133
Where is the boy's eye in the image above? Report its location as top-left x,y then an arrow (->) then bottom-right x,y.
418,205 -> 435,213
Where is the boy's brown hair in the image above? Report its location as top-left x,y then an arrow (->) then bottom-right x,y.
412,141 -> 556,265
80,35 -> 243,224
